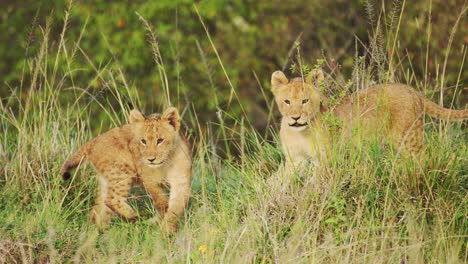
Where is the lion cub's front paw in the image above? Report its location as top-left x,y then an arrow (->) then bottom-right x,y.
148,216 -> 178,233
161,217 -> 178,233
90,207 -> 112,229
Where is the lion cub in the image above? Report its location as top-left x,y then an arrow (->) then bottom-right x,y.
271,70 -> 468,169
60,107 -> 192,231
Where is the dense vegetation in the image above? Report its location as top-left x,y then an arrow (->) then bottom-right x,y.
0,0 -> 466,263
1,0 -> 467,127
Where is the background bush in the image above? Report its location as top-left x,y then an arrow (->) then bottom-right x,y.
1,0 -> 466,131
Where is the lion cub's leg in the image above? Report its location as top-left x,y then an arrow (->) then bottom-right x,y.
404,128 -> 423,155
91,203 -> 113,228
104,173 -> 138,222
91,176 -> 114,228
393,117 -> 424,156
163,168 -> 191,232
145,183 -> 169,216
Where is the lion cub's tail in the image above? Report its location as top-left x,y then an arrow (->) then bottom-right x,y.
421,96 -> 468,120
60,142 -> 91,180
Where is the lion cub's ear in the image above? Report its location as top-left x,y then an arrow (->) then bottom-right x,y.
306,69 -> 325,88
129,109 -> 145,123
162,107 -> 180,131
271,71 -> 288,94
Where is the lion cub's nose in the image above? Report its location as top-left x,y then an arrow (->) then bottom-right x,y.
292,116 -> 301,121
147,157 -> 156,162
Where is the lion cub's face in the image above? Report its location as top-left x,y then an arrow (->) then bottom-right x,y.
129,107 -> 181,168
271,70 -> 322,132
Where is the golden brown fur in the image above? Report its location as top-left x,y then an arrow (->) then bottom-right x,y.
270,70 -> 468,169
60,107 -> 192,232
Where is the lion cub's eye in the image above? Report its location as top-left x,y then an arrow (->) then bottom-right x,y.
302,99 -> 309,104
157,138 -> 164,145
284,99 -> 290,105
140,139 -> 147,145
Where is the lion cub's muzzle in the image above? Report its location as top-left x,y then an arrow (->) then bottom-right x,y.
288,115 -> 308,128
289,122 -> 307,128
145,157 -> 165,168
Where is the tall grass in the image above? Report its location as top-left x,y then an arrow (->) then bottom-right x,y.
0,2 -> 467,263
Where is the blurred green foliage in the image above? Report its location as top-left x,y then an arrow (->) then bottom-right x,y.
0,0 -> 466,129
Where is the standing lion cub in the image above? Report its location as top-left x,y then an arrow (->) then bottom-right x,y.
60,107 -> 192,232
271,70 -> 468,170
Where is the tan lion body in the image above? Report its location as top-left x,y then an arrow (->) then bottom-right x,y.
60,107 -> 192,231
271,70 -> 468,169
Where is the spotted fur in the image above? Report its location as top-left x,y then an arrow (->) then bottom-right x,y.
60,107 -> 192,231
270,70 -> 468,169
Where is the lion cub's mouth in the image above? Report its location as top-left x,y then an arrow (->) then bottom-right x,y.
147,162 -> 164,168
289,122 -> 307,128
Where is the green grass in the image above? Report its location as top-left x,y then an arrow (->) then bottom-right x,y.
0,3 -> 467,263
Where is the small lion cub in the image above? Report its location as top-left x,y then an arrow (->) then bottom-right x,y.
60,107 -> 192,232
